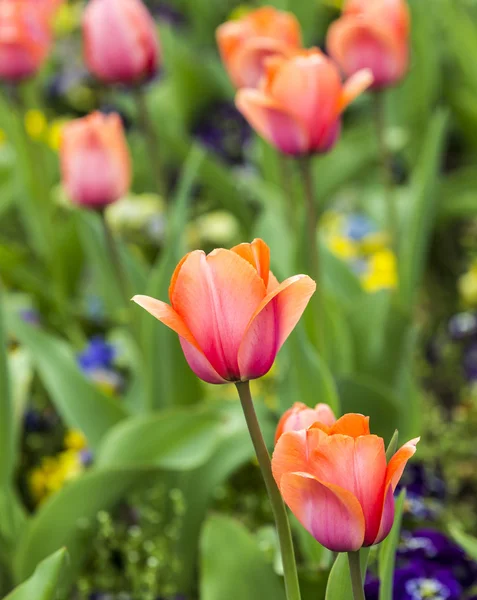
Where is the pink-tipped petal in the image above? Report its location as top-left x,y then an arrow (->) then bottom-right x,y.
338,68 -> 374,112
231,238 -> 270,288
279,472 -> 365,552
372,483 -> 395,545
236,89 -> 309,155
179,338 -> 228,385
386,437 -> 420,491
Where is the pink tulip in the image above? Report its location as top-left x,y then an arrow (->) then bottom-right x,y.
60,112 -> 131,209
236,49 -> 373,156
327,0 -> 410,89
275,402 -> 336,443
83,0 -> 160,85
133,238 -> 316,384
0,1 -> 51,82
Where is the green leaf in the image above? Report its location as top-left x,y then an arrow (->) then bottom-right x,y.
398,110 -> 448,309
200,515 -> 286,600
379,490 -> 406,600
96,407 -> 223,470
325,549 -> 370,600
321,242 -> 364,308
449,522 -> 477,562
8,314 -> 127,450
438,167 -> 477,222
0,286 -> 14,486
6,549 -> 68,600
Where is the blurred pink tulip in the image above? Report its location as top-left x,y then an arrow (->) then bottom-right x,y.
236,49 -> 373,156
83,0 -> 160,85
0,0 -> 51,82
275,402 -> 336,443
60,112 -> 131,209
327,0 -> 410,89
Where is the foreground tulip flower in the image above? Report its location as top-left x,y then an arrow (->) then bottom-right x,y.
83,0 -> 160,85
275,402 -> 336,443
60,112 -> 131,209
0,1 -> 51,82
327,0 -> 410,89
272,414 -> 419,552
133,238 -> 316,384
216,6 -> 301,89
236,49 -> 373,156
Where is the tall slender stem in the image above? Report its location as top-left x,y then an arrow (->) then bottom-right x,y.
298,156 -> 325,356
277,152 -> 297,233
348,551 -> 366,600
373,91 -> 397,250
134,86 -> 166,199
99,210 -> 131,309
235,381 -> 302,600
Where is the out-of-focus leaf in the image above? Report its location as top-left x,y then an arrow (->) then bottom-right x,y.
438,167 -> 477,221
325,549 -> 370,600
449,523 -> 477,562
398,110 -> 448,309
6,549 -> 68,600
0,287 -> 14,486
8,348 -> 32,451
321,242 -> 364,308
379,490 -> 406,600
200,515 -> 286,600
8,314 -> 127,450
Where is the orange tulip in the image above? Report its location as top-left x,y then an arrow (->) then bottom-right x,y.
60,112 -> 131,209
133,238 -> 316,384
272,413 -> 419,551
83,0 -> 160,85
236,49 -> 373,156
275,402 -> 336,443
0,1 -> 51,82
327,0 -> 410,90
216,6 -> 301,89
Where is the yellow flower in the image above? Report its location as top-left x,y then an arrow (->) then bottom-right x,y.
459,264 -> 477,307
24,110 -> 47,140
328,234 -> 358,260
48,119 -> 69,151
361,249 -> 398,293
28,450 -> 84,504
64,429 -> 87,451
358,232 -> 390,255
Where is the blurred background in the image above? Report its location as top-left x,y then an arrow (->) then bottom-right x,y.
1,0 -> 477,598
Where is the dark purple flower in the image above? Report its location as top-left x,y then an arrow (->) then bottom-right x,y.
448,312 -> 477,341
463,342 -> 477,382
77,336 -> 115,372
398,463 -> 446,500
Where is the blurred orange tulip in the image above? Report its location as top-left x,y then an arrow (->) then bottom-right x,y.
133,239 -> 316,384
272,413 -> 419,552
0,0 -> 51,82
60,112 -> 131,209
236,49 -> 373,155
216,6 -> 301,89
275,402 -> 336,443
83,0 -> 160,85
327,0 -> 410,89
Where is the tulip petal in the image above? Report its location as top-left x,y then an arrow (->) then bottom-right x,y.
372,483 -> 395,545
236,89 -> 309,155
237,274 -> 316,380
328,413 -> 370,437
338,68 -> 374,112
231,238 -> 270,288
179,338 -> 228,385
272,428 -> 326,487
386,437 -> 420,491
132,295 -> 200,350
279,472 -> 365,552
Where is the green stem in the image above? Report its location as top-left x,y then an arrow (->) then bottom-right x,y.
373,91 -> 397,251
99,210 -> 131,309
277,152 -> 297,234
235,381 -> 301,600
348,551 -> 366,600
298,156 -> 325,356
134,86 -> 166,199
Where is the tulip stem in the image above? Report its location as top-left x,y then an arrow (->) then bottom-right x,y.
235,381 -> 302,600
373,91 -> 397,251
99,209 -> 131,311
348,551 -> 366,600
298,157 -> 325,356
134,86 -> 166,199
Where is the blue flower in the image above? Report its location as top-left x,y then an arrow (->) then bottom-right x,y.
344,214 -> 376,241
77,336 -> 115,372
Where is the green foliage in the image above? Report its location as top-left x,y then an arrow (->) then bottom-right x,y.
378,490 -> 406,600
325,549 -> 370,600
6,549 -> 68,600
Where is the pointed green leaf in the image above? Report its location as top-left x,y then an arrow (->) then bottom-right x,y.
6,549 -> 68,600
379,490 -> 406,600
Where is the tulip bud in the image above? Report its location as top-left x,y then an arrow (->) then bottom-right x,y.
216,6 -> 301,89
327,0 -> 410,90
0,1 -> 52,82
236,49 -> 373,156
83,0 -> 160,85
60,112 -> 131,209
275,402 -> 336,443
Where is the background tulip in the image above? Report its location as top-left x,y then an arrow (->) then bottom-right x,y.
216,6 -> 301,89
275,402 -> 336,443
83,0 -> 160,85
60,111 -> 131,209
236,49 -> 373,156
133,238 -> 316,384
0,0 -> 52,82
327,0 -> 410,89
272,413 -> 419,552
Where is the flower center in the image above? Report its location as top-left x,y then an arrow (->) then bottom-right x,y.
405,578 -> 451,600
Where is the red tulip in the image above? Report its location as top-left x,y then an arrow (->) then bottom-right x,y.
327,0 -> 410,90
133,238 -> 316,384
60,112 -> 131,209
272,413 -> 419,551
83,0 -> 160,85
275,402 -> 336,443
236,49 -> 373,156
0,1 -> 51,82
216,6 -> 301,89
